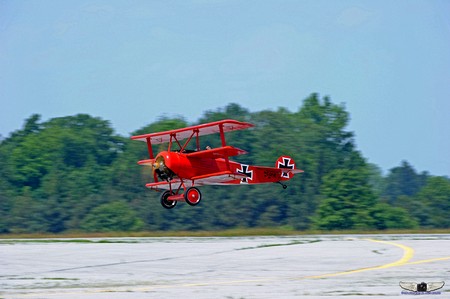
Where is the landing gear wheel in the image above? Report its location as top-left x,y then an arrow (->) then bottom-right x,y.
160,190 -> 177,209
184,187 -> 202,206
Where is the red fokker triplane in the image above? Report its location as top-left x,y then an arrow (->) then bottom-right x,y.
131,119 -> 303,209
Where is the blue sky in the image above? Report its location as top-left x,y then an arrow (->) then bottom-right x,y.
1,0 -> 450,176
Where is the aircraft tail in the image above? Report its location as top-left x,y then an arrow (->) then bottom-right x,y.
275,156 -> 303,180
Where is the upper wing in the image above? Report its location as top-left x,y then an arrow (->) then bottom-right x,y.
131,119 -> 254,144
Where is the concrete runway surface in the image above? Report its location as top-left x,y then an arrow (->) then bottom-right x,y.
1,234 -> 449,298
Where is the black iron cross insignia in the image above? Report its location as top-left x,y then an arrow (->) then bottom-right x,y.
237,164 -> 253,183
278,157 -> 294,178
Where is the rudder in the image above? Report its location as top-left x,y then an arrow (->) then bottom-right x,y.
276,156 -> 296,180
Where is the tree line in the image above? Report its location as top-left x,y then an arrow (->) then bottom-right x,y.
0,93 -> 449,233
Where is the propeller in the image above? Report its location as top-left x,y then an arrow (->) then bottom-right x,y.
152,155 -> 174,181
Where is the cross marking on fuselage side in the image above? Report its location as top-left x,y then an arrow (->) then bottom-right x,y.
236,164 -> 253,183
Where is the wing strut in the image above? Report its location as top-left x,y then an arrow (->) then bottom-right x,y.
146,137 -> 157,182
146,137 -> 154,159
218,124 -> 230,170
219,124 -> 226,146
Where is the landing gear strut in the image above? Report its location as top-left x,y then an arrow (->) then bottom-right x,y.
277,181 -> 288,189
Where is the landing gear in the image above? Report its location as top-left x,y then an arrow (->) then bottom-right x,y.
277,181 -> 288,189
160,190 -> 177,209
184,187 -> 202,206
160,187 -> 201,208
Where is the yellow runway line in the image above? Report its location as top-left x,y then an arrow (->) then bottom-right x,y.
364,238 -> 415,268
299,238 -> 415,279
405,256 -> 450,266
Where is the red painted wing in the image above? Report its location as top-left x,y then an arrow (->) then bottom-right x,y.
145,179 -> 184,191
145,171 -> 247,190
185,146 -> 247,159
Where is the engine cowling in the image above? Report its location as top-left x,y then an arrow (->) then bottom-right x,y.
152,153 -> 175,181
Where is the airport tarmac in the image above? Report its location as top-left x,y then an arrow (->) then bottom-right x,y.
1,234 -> 449,298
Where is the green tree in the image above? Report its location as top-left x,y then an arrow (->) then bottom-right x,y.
412,176 -> 450,228
382,161 -> 428,204
312,169 -> 377,230
8,192 -> 49,233
367,163 -> 385,196
80,201 -> 144,232
0,114 -> 125,232
1,96 -> 443,234
0,193 -> 12,233
286,94 -> 364,229
369,203 -> 418,229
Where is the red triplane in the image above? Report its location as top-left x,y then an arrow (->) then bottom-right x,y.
131,119 -> 303,209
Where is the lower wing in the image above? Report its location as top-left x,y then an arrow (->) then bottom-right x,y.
145,171 -> 247,190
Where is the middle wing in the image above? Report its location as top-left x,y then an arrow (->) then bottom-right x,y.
185,146 -> 247,159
